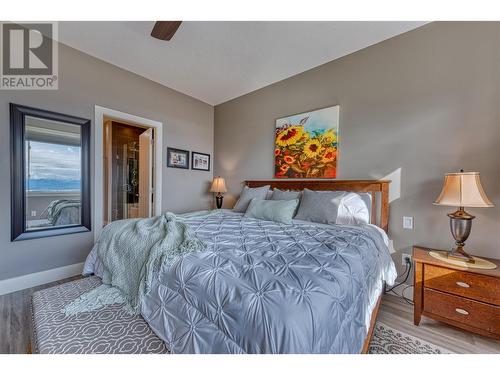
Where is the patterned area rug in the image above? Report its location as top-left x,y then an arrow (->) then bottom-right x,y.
31,277 -> 168,354
369,322 -> 452,354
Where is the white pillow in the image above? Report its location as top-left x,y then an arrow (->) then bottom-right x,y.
294,189 -> 371,225
333,192 -> 370,225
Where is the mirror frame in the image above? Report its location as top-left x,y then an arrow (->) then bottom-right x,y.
10,103 -> 91,241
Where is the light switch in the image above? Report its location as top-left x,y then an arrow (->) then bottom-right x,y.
31,211 -> 37,217
403,216 -> 413,229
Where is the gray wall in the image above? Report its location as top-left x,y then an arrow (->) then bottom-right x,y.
0,43 -> 214,281
214,22 -> 500,273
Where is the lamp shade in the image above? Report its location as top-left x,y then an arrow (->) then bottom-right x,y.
434,171 -> 493,208
210,176 -> 227,193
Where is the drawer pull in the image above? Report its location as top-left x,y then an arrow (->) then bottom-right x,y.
456,281 -> 470,288
455,308 -> 469,315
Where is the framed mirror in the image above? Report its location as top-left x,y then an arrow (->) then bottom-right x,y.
10,103 -> 91,241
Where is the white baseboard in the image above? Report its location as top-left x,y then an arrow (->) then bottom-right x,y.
0,262 -> 84,296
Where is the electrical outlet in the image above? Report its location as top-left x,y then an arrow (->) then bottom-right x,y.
31,210 -> 37,217
402,253 -> 412,266
403,216 -> 413,229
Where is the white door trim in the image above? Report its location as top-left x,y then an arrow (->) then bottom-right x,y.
94,105 -> 163,240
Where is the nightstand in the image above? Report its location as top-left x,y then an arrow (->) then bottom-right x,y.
413,246 -> 500,340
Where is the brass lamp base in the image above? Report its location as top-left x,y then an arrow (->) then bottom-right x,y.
215,193 -> 224,209
447,207 -> 475,263
448,245 -> 475,263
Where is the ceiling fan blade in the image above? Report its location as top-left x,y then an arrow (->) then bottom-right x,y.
151,21 -> 182,41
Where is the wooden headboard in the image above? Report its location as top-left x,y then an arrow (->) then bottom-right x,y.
245,180 -> 391,232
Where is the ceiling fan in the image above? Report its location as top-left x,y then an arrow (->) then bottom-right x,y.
151,21 -> 183,41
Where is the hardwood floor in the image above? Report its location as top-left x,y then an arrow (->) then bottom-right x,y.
379,294 -> 500,354
0,276 -> 81,354
0,279 -> 498,354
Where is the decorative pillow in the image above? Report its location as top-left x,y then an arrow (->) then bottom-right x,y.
334,192 -> 371,225
233,185 -> 270,212
270,188 -> 301,201
244,198 -> 299,225
265,189 -> 274,200
294,189 -> 370,225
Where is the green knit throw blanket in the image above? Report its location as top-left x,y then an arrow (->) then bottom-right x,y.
63,212 -> 206,316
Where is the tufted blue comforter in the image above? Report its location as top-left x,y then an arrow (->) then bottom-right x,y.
137,210 -> 396,354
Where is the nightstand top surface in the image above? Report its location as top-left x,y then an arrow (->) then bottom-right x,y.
413,246 -> 500,279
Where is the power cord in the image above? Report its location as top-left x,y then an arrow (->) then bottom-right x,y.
400,284 -> 414,305
386,257 -> 414,305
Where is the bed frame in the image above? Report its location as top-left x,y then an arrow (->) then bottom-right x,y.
245,179 -> 391,353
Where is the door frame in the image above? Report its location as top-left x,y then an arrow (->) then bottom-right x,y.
94,105 -> 163,240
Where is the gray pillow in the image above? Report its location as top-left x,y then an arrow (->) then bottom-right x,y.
233,185 -> 270,212
294,188 -> 371,225
265,189 -> 274,200
244,198 -> 299,225
270,188 -> 301,201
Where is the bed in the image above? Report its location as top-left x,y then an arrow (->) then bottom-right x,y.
31,179 -> 395,354
45,199 -> 81,226
81,179 -> 396,354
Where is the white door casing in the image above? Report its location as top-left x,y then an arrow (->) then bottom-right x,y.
94,105 -> 163,240
139,128 -> 153,218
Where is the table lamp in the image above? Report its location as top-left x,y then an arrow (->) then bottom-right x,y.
210,176 -> 227,209
434,170 -> 493,262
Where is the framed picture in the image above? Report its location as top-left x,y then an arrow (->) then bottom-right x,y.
274,105 -> 339,179
167,147 -> 189,169
191,151 -> 211,171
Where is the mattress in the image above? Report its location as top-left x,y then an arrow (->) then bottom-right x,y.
31,276 -> 167,354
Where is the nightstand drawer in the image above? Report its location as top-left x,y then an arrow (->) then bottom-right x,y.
423,288 -> 500,335
424,264 -> 500,305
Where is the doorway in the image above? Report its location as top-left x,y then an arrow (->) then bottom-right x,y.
103,119 -> 154,225
94,106 -> 163,239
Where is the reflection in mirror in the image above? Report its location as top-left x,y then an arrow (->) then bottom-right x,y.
11,103 -> 90,241
25,116 -> 82,231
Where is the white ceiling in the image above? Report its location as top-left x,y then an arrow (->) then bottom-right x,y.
59,21 -> 427,105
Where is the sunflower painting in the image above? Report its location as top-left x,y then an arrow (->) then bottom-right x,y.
275,105 -> 339,179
